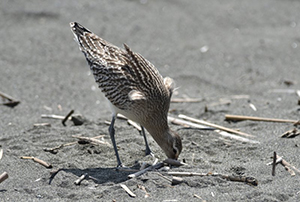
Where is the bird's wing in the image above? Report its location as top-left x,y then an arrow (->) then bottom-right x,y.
70,22 -> 170,109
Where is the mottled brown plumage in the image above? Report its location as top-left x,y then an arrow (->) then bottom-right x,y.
70,22 -> 182,167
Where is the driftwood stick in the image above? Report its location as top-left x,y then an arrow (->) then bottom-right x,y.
179,114 -> 254,137
225,114 -> 298,124
127,120 -> 142,132
0,172 -> 8,184
169,116 -> 258,143
41,114 -> 66,120
20,156 -> 53,168
168,116 -> 212,130
128,162 -> 164,179
43,141 -> 77,154
137,185 -> 150,198
62,110 -> 74,126
120,184 -> 136,198
277,155 -> 300,175
72,135 -> 111,147
171,98 -> 203,103
167,171 -> 258,186
0,149 -> 3,161
0,91 -> 20,107
272,152 -> 276,176
74,173 -> 88,185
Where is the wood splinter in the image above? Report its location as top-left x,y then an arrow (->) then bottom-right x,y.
0,172 -> 8,184
267,154 -> 300,176
128,162 -> 164,179
0,91 -> 20,107
167,171 -> 258,186
120,184 -> 136,198
225,114 -> 298,124
74,173 -> 88,185
179,114 -> 254,137
20,156 -> 52,169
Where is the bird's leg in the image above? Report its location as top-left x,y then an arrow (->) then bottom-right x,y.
109,115 -> 123,167
141,126 -> 154,156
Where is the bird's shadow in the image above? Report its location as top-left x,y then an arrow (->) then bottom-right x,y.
49,165 -> 139,185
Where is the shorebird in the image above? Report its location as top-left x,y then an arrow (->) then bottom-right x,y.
70,22 -> 182,167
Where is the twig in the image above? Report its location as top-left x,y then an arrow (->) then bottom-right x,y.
137,185 -> 150,198
62,110 -> 74,126
216,130 -> 260,144
0,149 -> 3,161
43,141 -> 77,154
128,162 -> 164,178
171,98 -> 203,103
127,119 -> 141,132
168,116 -> 212,130
193,194 -> 206,201
272,152 -> 276,176
281,128 -> 300,138
41,114 -> 66,120
33,123 -> 51,127
0,91 -> 20,107
179,114 -> 254,137
0,172 -> 8,184
277,155 -> 300,175
120,184 -> 136,198
20,156 -> 52,168
169,116 -> 259,144
167,171 -> 258,186
72,135 -> 111,147
74,173 -> 88,185
225,114 -> 298,124
171,176 -> 185,185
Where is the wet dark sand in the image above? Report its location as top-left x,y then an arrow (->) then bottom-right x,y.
1,0 -> 300,201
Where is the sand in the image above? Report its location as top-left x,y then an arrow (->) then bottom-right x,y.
1,0 -> 300,201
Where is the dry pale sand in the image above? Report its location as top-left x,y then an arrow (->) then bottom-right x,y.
1,0 -> 300,201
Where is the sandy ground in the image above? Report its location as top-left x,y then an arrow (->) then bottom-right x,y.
1,0 -> 300,201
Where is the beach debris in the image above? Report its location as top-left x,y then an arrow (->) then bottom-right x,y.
171,176 -> 185,185
0,172 -> 8,184
171,98 -> 204,103
225,114 -> 298,124
169,116 -> 259,144
267,154 -> 300,176
128,162 -> 164,179
127,119 -> 142,132
193,194 -> 206,201
178,114 -> 254,137
137,184 -> 150,198
281,128 -> 299,138
272,152 -> 277,176
120,184 -> 136,198
268,89 -> 300,94
62,110 -> 74,126
44,135 -> 109,154
249,102 -> 257,111
41,113 -> 84,126
44,141 -> 77,154
74,173 -> 88,185
20,156 -> 52,169
33,123 -> 51,127
167,171 -> 258,186
0,91 -> 20,107
0,149 -> 3,161
72,135 -> 111,147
